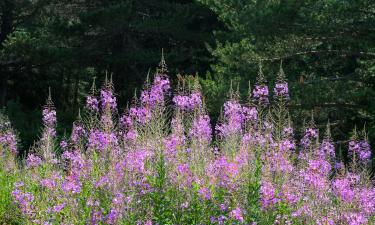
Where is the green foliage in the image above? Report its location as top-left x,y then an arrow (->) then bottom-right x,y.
246,146 -> 262,223
198,0 -> 375,145
0,167 -> 23,224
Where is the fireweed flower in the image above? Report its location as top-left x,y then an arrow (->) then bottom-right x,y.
319,139 -> 335,159
100,89 -> 117,111
106,208 -> 120,224
125,149 -> 152,174
206,156 -> 239,189
119,113 -> 138,142
229,206 -> 244,222
60,140 -> 68,150
216,100 -> 244,137
111,192 -> 125,206
220,203 -> 227,211
151,75 -> 170,97
88,129 -> 109,151
61,173 -> 81,194
279,139 -> 296,152
119,114 -> 133,128
224,100 -> 243,121
123,129 -> 137,142
198,187 -> 211,200
348,139 -> 372,163
189,114 -> 212,142
87,129 -> 118,154
348,140 -> 360,155
343,212 -> 368,225
282,127 -> 294,137
172,95 -> 190,110
40,172 -> 61,190
332,177 -> 356,202
274,82 -> 289,99
0,131 -> 17,155
334,161 -> 345,170
86,95 -> 99,112
252,132 -> 267,147
91,208 -> 104,225
26,154 -> 42,168
53,202 -> 66,213
42,108 -> 56,128
357,187 -> 375,215
305,128 -> 318,138
280,183 -> 300,205
242,105 -> 258,121
62,150 -> 86,172
71,122 -> 86,144
42,127 -> 56,140
100,114 -> 114,129
260,181 -> 278,209
189,91 -> 202,108
332,173 -> 375,216
42,106 -> 57,139
266,150 -> 294,173
41,99 -> 57,162
242,131 -> 268,147
176,163 -> 193,188
217,215 -> 228,224
129,107 -> 151,124
301,127 -> 318,149
253,84 -> 269,105
141,75 -> 170,107
163,134 -> 182,161
301,158 -> 331,191
95,175 -> 109,188
40,102 -> 58,161
359,140 -> 372,161
11,189 -> 35,217
144,220 -> 153,225
172,91 -> 202,110
316,216 -> 336,225
292,203 -> 313,218
346,173 -> 361,185
124,148 -> 153,192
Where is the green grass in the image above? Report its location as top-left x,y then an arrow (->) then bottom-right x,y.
0,164 -> 24,224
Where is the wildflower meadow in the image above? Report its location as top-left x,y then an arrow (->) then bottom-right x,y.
0,59 -> 374,225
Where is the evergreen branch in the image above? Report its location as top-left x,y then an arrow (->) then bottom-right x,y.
263,49 -> 375,61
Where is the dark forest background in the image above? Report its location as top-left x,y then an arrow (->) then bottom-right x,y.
1,0 -> 374,157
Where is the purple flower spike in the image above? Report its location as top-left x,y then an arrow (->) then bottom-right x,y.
26,154 -> 42,168
189,114 -> 212,142
229,207 -> 244,222
253,84 -> 269,105
100,89 -> 117,111
141,75 -> 170,108
86,95 -> 99,112
42,108 -> 56,128
274,82 -> 289,99
359,140 -> 372,161
0,131 -> 17,155
172,91 -> 202,110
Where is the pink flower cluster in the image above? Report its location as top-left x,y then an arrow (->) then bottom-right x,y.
172,92 -> 202,110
